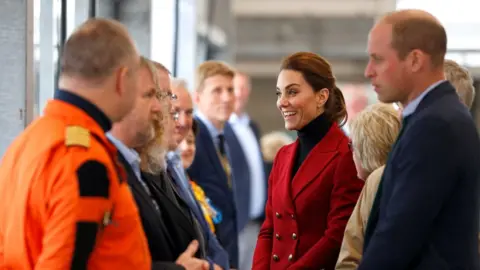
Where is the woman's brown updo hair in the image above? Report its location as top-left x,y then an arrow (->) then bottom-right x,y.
280,52 -> 348,126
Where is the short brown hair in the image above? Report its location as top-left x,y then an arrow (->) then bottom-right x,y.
195,61 -> 235,91
60,18 -> 137,81
280,52 -> 347,126
381,9 -> 447,67
150,61 -> 171,74
444,59 -> 475,109
141,58 -> 166,89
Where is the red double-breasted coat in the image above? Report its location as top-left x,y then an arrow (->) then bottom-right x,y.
252,123 -> 363,270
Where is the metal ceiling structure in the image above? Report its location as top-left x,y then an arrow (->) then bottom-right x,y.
232,0 -> 397,81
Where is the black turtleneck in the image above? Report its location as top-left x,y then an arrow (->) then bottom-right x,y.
292,113 -> 332,178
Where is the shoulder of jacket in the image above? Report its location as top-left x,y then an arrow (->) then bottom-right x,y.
65,125 -> 91,148
337,135 -> 352,154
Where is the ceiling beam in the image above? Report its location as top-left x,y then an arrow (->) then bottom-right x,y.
235,59 -> 368,81
232,0 -> 396,18
235,45 -> 368,60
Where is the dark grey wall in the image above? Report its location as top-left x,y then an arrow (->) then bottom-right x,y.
247,77 -> 285,135
0,0 -> 31,155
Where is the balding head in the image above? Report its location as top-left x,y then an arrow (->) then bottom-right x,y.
60,18 -> 138,82
378,9 -> 447,67
365,9 -> 447,106
58,18 -> 140,123
169,78 -> 194,150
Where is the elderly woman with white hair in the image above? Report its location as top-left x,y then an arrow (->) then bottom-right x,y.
335,103 -> 402,270
260,131 -> 294,179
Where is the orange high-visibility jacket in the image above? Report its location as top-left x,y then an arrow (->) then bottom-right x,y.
0,99 -> 151,270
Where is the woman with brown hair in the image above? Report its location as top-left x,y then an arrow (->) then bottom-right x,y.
252,52 -> 364,270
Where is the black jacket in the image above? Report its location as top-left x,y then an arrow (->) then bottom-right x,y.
118,154 -> 204,270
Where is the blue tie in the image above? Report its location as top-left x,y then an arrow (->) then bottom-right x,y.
167,155 -> 197,206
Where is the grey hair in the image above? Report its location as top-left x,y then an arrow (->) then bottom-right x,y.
444,59 -> 475,109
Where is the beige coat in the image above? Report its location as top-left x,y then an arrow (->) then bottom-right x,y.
335,166 -> 385,270
336,165 -> 480,270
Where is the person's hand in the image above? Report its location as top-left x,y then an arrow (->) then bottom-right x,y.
213,263 -> 222,270
175,240 -> 209,270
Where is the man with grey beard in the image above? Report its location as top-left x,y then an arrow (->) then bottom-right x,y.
109,57 -> 209,270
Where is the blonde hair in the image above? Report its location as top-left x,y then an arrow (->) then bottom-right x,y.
137,57 -> 168,174
444,59 -> 475,109
195,61 -> 235,91
60,18 -> 137,82
349,103 -> 401,174
261,131 -> 294,162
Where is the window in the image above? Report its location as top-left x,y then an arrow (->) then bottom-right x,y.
34,0 -> 62,117
396,0 -> 480,66
150,0 -> 176,73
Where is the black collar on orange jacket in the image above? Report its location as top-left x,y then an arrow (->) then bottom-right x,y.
55,89 -> 112,132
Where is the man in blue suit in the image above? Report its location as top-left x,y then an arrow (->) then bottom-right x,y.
166,78 -> 229,270
359,9 -> 480,270
188,61 -> 239,268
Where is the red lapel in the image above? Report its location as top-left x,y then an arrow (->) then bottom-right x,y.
289,123 -> 345,200
275,143 -> 297,213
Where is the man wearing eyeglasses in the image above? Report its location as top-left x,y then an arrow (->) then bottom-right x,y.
109,57 -> 209,270
166,79 -> 230,270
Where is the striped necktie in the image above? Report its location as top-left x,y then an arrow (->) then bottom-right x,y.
217,134 -> 232,188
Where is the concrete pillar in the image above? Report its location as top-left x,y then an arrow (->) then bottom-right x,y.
176,0 -> 197,88
210,0 -> 234,62
37,0 -> 55,117
122,0 -> 152,58
0,0 -> 35,155
96,0 -> 198,87
150,0 -> 175,71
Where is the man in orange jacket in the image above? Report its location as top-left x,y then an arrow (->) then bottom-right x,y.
0,18 -> 151,269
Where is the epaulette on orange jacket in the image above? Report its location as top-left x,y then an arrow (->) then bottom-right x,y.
0,98 -> 151,270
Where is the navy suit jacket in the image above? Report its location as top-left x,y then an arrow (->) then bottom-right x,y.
187,117 -> 239,268
224,122 -> 251,231
167,163 -> 229,270
359,81 -> 480,270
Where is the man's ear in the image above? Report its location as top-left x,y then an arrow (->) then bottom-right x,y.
115,65 -> 129,96
192,90 -> 201,105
